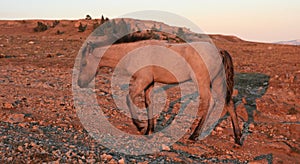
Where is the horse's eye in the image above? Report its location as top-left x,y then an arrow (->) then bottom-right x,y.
82,60 -> 87,67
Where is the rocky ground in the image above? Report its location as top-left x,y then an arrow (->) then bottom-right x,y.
0,20 -> 299,163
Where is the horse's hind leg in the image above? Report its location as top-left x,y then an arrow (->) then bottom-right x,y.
226,101 -> 242,145
126,74 -> 153,133
145,83 -> 154,135
189,82 -> 211,140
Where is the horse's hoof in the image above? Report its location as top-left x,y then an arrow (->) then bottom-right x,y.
235,140 -> 242,146
133,119 -> 147,132
137,126 -> 146,132
235,136 -> 243,145
144,130 -> 150,135
144,134 -> 154,140
144,128 -> 154,136
188,135 -> 199,141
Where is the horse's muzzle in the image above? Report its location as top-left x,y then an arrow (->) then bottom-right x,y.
77,79 -> 88,88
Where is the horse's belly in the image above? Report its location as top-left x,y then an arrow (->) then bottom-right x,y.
153,66 -> 190,84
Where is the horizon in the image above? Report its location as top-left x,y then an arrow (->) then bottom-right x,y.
0,0 -> 299,43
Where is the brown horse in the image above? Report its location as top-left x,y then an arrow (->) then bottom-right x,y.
77,40 -> 242,145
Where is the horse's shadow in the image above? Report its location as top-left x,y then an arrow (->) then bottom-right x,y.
232,73 -> 270,140
113,72 -> 272,164
155,73 -> 270,142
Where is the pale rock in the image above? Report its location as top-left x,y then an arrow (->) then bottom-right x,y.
3,103 -> 14,109
78,159 -> 84,164
28,41 -> 35,44
69,145 -> 76,148
287,115 -> 297,121
118,158 -> 125,164
18,122 -> 28,128
65,150 -> 73,158
232,89 -> 238,97
101,154 -> 113,161
215,126 -> 223,132
7,157 -> 13,162
17,145 -> 24,152
32,125 -> 40,131
248,123 -> 255,132
7,113 -> 25,123
162,144 -> 171,151
108,159 -> 117,164
86,159 -> 96,163
30,142 -> 38,148
211,130 -> 217,136
242,97 -> 247,104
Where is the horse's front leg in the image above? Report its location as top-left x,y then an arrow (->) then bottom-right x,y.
126,95 -> 146,132
144,83 -> 154,135
126,75 -> 153,133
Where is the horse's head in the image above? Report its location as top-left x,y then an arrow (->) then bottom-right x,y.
77,19 -> 131,88
77,42 -> 99,88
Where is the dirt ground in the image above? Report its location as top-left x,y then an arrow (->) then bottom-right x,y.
0,20 -> 299,163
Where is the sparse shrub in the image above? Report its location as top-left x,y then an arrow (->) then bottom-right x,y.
93,15 -> 110,30
56,30 -> 64,35
56,53 -> 64,57
93,22 -> 100,30
196,33 -> 203,38
85,15 -> 92,20
51,20 -> 60,28
117,19 -> 130,35
34,22 -> 48,32
151,24 -> 159,32
93,18 -> 114,36
176,27 -> 185,39
159,24 -> 162,31
111,20 -> 117,33
287,107 -> 298,115
166,36 -> 171,43
100,15 -> 105,25
78,23 -> 87,32
153,34 -> 160,40
61,23 -> 68,27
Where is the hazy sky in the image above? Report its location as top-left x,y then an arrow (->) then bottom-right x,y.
0,0 -> 299,42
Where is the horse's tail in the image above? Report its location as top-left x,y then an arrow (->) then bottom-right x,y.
219,50 -> 234,105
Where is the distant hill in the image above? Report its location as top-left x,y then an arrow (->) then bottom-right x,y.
275,39 -> 300,45
0,19 -> 246,45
